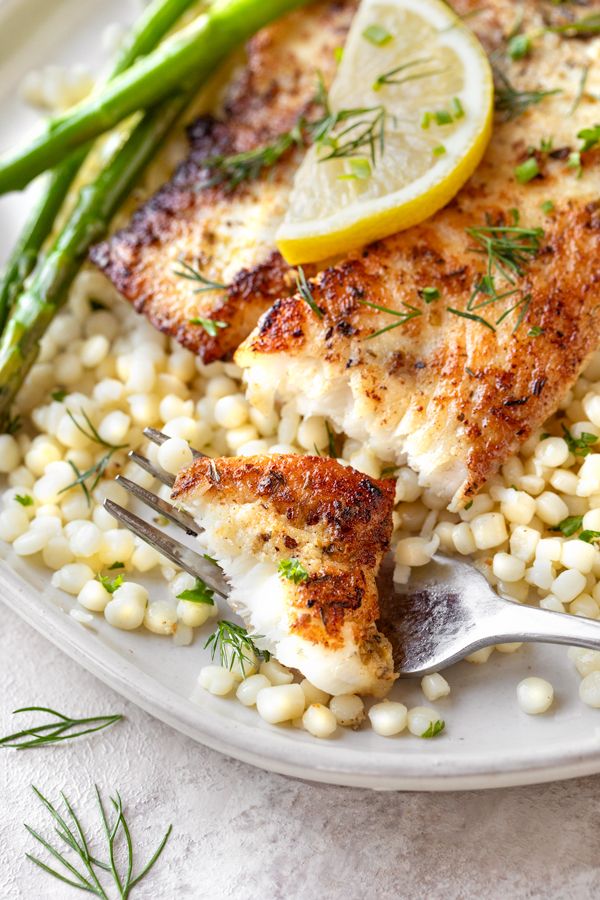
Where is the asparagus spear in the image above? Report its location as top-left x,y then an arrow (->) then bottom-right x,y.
0,92 -> 191,429
0,0 -> 306,194
0,0 -> 196,331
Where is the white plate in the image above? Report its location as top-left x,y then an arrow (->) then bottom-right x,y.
2,0 -> 600,791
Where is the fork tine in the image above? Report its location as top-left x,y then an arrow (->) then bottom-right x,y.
103,499 -> 228,596
128,450 -> 174,487
116,475 -> 201,536
143,427 -> 206,459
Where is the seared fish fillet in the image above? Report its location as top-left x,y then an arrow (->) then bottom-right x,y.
237,0 -> 600,509
172,454 -> 397,696
90,0 -> 355,362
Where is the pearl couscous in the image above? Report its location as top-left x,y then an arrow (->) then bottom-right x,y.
3,249 -> 600,740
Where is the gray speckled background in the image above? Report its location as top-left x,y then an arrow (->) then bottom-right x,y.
2,611 -> 600,899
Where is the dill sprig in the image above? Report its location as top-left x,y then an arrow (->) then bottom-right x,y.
296,267 -> 323,318
0,707 -> 122,750
316,104 -> 389,165
60,409 -> 128,502
360,298 -> 422,338
202,129 -> 302,190
173,259 -> 226,292
546,13 -> 600,36
25,784 -> 171,897
188,316 -> 229,337
494,69 -> 560,121
372,57 -> 445,92
465,215 -> 544,287
204,620 -> 270,676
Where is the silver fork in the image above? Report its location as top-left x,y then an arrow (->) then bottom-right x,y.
106,428 -> 600,676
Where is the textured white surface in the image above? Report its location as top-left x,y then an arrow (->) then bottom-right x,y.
2,609 -> 600,899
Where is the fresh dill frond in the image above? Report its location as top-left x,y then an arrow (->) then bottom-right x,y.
546,13 -> 600,37
447,307 -> 496,332
0,707 -> 122,750
173,259 -> 226,292
494,69 -> 560,121
570,65 -> 590,115
316,104 -> 389,165
372,57 -> 444,92
202,129 -> 301,190
204,621 -> 270,675
465,216 -> 544,287
24,784 -> 171,894
325,421 -> 338,458
360,298 -> 423,338
296,267 -> 323,318
59,409 -> 128,502
278,558 -> 310,584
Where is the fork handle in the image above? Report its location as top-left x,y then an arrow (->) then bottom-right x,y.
492,601 -> 600,652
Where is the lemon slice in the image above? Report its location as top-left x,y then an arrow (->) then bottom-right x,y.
276,0 -> 493,264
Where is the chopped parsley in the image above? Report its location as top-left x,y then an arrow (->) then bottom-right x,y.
580,530 -> 600,544
96,573 -> 124,594
433,144 -> 446,157
540,200 -> 554,215
14,494 -> 33,507
551,515 -> 583,537
176,577 -> 214,605
278,558 -> 310,584
527,326 -> 544,337
578,124 -> 600,153
51,390 -> 67,402
561,425 -> 598,457
108,561 -> 125,570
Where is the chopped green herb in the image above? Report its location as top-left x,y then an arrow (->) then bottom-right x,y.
579,530 -> 600,544
434,109 -> 453,125
421,719 -> 445,738
51,390 -> 67,402
363,23 -> 393,46
540,200 -> 554,214
552,515 -> 583,537
60,409 -> 128,503
338,157 -> 372,180
420,286 -> 440,303
465,215 -> 544,289
562,425 -> 598,457
528,326 -> 544,337
108,561 -> 125,570
334,46 -> 344,64
515,157 -> 539,184
205,620 -> 269,675
278,557 -> 310,584
296,266 -> 323,318
188,316 -> 229,337
326,421 -> 338,458
176,578 -> 214,605
96,573 -> 124,594
203,553 -> 219,566
578,124 -> 600,153
507,33 -> 531,60
451,96 -> 465,119
567,150 -> 582,177
433,144 -> 446,156
464,500 -> 473,510
14,494 -> 33,507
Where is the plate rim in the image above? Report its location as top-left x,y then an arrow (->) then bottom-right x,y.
3,559 -> 600,791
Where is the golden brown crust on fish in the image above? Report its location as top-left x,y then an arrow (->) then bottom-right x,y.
237,0 -> 600,508
90,0 -> 355,362
172,454 -> 395,651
